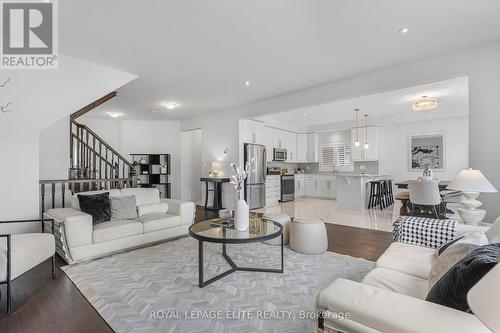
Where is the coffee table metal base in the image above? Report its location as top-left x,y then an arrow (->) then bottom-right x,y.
198,234 -> 284,288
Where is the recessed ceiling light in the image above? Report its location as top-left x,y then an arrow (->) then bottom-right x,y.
303,113 -> 307,116
106,112 -> 122,118
244,80 -> 251,86
161,102 -> 178,110
399,27 -> 410,34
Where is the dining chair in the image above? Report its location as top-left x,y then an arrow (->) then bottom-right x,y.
408,180 -> 442,218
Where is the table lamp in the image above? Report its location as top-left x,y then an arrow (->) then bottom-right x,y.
467,263 -> 500,332
447,168 -> 497,225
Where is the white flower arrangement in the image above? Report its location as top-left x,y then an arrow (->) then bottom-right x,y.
230,157 -> 255,196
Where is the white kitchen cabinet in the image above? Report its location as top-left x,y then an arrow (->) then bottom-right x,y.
271,128 -> 284,149
267,128 -> 297,162
351,126 -> 379,161
302,174 -> 336,198
307,133 -> 319,162
287,131 -> 297,162
364,126 -> 379,160
296,133 -> 308,162
263,126 -> 274,162
295,175 -> 305,198
304,175 -> 318,197
317,175 -> 336,199
239,119 -> 264,145
265,175 -> 281,207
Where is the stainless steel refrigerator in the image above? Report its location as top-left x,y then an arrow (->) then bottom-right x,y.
244,143 -> 266,209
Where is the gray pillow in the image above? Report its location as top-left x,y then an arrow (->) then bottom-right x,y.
428,232 -> 489,288
111,196 -> 138,220
426,243 -> 500,312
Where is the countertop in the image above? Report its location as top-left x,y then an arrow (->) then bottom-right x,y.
335,173 -> 391,178
292,173 -> 390,177
267,173 -> 391,178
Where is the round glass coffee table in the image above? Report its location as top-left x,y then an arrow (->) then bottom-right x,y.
189,215 -> 284,288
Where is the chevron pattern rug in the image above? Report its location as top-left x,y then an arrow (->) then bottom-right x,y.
62,237 -> 373,333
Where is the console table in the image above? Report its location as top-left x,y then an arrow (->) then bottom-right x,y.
200,177 -> 230,211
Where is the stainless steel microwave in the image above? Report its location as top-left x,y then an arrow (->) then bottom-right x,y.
273,148 -> 287,161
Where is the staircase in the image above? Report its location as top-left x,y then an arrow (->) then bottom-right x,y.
69,120 -> 134,180
39,92 -> 138,215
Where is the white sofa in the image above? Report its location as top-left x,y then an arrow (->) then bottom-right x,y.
317,219 -> 500,333
44,188 -> 194,264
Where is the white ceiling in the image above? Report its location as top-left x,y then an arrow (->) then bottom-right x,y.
59,1 -> 500,120
256,77 -> 469,129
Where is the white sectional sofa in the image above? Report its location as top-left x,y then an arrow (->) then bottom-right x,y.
317,219 -> 500,333
44,188 -> 195,264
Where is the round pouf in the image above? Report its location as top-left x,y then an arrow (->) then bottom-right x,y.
290,218 -> 328,254
262,213 -> 291,245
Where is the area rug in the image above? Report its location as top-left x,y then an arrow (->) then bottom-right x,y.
62,237 -> 374,333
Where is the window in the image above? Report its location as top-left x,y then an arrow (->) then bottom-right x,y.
319,143 -> 352,172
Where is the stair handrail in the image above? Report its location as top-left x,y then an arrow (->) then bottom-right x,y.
71,120 -> 133,168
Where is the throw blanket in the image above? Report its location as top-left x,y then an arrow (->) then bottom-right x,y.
393,216 -> 457,249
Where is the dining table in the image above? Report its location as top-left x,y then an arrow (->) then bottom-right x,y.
395,180 -> 450,190
394,180 -> 453,216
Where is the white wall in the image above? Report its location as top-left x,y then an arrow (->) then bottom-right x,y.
120,120 -> 181,199
182,114 -> 239,208
182,40 -> 500,219
180,129 -> 202,202
378,116 -> 469,183
39,116 -> 70,180
78,116 -> 122,151
0,55 -> 136,223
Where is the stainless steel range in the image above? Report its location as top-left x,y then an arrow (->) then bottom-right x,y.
280,174 -> 295,202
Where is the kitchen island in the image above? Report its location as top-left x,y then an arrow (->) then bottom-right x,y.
335,173 -> 391,209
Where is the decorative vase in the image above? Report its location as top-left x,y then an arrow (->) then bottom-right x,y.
234,198 -> 249,231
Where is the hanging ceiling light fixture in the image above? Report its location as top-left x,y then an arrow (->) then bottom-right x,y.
364,114 -> 369,149
354,109 -> 360,147
412,96 -> 439,111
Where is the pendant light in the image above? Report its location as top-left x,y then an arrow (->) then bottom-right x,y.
364,114 -> 369,149
354,109 -> 360,147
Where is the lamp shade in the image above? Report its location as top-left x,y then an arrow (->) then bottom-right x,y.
467,263 -> 500,332
447,169 -> 497,193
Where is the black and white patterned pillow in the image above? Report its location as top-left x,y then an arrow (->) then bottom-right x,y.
393,216 -> 457,249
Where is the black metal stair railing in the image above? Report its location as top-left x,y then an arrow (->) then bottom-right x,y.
69,120 -> 134,180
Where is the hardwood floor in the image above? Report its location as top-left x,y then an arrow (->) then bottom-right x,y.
0,205 -> 392,332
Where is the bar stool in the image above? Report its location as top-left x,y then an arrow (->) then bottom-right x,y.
382,179 -> 394,207
381,180 -> 389,207
368,180 -> 385,209
387,179 -> 394,205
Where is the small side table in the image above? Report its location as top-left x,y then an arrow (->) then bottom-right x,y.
200,177 -> 230,211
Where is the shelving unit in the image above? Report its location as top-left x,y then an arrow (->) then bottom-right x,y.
130,154 -> 171,198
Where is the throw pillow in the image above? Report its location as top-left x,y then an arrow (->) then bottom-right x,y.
437,231 -> 489,255
137,202 -> 169,217
77,192 -> 111,225
426,243 -> 500,312
428,233 -> 488,288
111,196 -> 138,220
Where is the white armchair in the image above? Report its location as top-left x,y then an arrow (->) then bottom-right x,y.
0,219 -> 56,313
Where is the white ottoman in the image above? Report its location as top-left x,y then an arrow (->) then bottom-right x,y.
290,218 -> 328,254
262,213 -> 291,245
